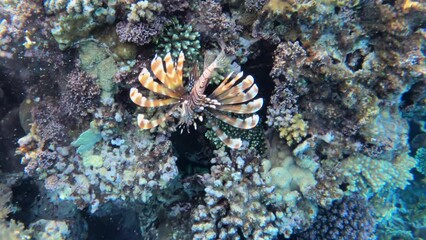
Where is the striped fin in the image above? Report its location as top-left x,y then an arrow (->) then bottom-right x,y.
138,69 -> 181,98
176,51 -> 184,87
210,72 -> 242,98
210,110 -> 259,129
220,84 -> 259,104
216,98 -> 263,114
151,56 -> 169,87
137,114 -> 165,129
212,125 -> 242,149
214,76 -> 254,101
130,88 -> 179,107
164,53 -> 178,87
136,107 -> 175,129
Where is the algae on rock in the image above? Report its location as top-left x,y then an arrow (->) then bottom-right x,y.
78,41 -> 118,103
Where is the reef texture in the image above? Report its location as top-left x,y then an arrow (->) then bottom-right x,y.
0,0 -> 425,238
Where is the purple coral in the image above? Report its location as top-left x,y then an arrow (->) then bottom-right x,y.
116,20 -> 165,46
191,0 -> 241,46
60,68 -> 101,119
299,195 -> 376,240
32,98 -> 69,144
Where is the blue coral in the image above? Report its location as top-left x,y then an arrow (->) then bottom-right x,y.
299,195 -> 376,240
415,147 -> 426,175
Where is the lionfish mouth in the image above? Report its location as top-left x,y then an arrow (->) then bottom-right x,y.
129,50 -> 263,149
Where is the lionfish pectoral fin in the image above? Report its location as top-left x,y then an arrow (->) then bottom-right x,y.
130,88 -> 179,107
210,72 -> 243,98
136,108 -> 174,129
214,75 -> 255,101
138,69 -> 181,98
220,84 -> 259,104
176,51 -> 185,88
210,110 -> 260,129
212,125 -> 242,149
216,98 -> 263,114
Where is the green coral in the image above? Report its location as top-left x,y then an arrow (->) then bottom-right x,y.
155,19 -> 201,65
51,14 -> 97,50
71,125 -> 102,154
46,0 -> 116,50
415,147 -> 426,175
78,41 -> 119,102
342,153 -> 416,197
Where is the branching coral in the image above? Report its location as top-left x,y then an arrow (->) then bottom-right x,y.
298,195 -> 376,240
278,113 -> 309,146
190,0 -> 242,50
19,104 -> 179,212
155,19 -> 201,64
342,153 -> 416,196
0,184 -> 32,239
116,18 -> 166,46
127,0 -> 163,23
192,150 -> 279,239
44,0 -> 116,49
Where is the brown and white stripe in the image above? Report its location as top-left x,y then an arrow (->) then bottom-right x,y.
138,69 -> 181,98
210,110 -> 259,129
212,124 -> 242,149
213,75 -> 254,101
216,98 -> 263,114
130,88 -> 178,107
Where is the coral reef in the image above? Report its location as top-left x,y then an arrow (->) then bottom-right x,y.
18,104 -> 179,212
0,0 -> 424,238
192,149 -> 279,239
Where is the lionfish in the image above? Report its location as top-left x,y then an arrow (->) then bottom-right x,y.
129,50 -> 263,149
